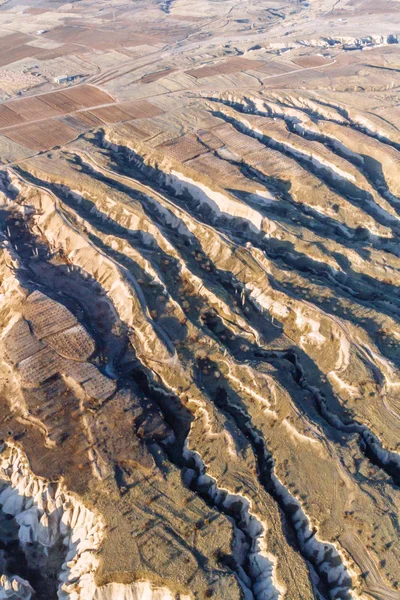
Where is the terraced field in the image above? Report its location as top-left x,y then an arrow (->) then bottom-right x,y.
0,0 -> 399,599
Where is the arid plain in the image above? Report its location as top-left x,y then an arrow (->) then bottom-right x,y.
0,0 -> 399,599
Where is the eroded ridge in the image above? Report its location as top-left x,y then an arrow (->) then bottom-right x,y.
0,443 -> 193,600
0,82 -> 400,600
0,442 -> 104,599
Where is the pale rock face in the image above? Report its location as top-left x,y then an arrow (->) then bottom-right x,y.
0,575 -> 33,600
0,445 -> 102,599
0,445 -> 193,600
93,582 -> 176,600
